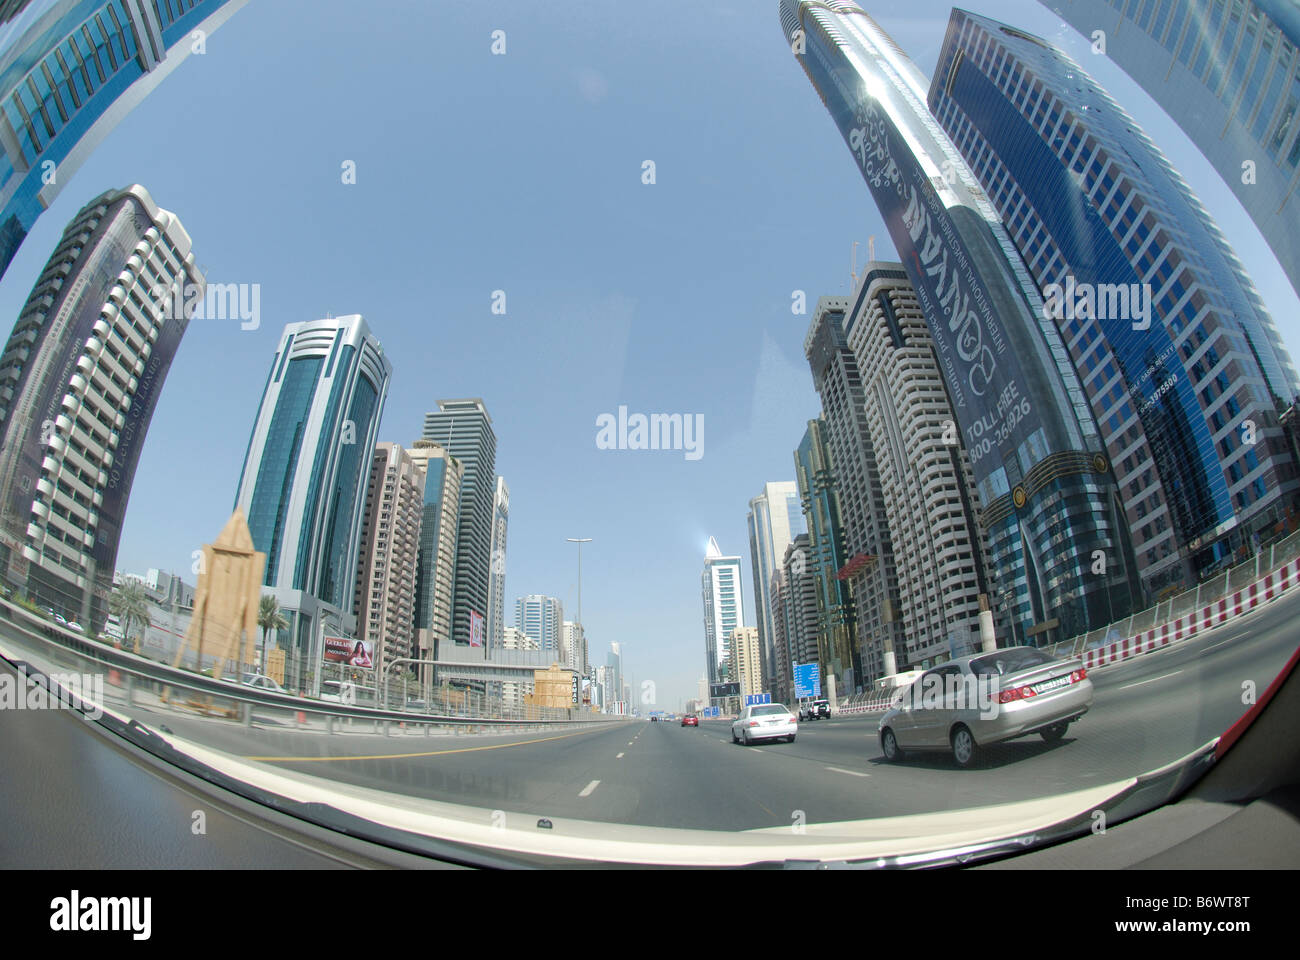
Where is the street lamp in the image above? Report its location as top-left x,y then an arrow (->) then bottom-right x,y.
565,537 -> 592,627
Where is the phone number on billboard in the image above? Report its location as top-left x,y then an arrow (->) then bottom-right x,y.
967,397 -> 1032,466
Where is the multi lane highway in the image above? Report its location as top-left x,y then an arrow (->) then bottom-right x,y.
89,583 -> 1297,833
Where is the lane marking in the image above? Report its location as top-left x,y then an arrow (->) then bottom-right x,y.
244,725 -> 611,763
616,752 -> 624,758
1118,669 -> 1183,690
825,766 -> 870,778
579,779 -> 600,797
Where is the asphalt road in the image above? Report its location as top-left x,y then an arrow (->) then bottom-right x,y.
4,586 -> 1297,834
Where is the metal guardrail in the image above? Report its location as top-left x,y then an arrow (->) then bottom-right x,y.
0,597 -> 626,730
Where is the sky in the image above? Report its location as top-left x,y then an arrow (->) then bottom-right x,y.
0,0 -> 1296,712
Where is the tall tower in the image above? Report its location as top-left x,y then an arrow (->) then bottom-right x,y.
0,184 -> 201,627
515,594 -> 563,652
932,8 -> 1300,595
1046,0 -> 1300,299
746,481 -> 805,696
0,0 -> 250,280
487,475 -> 509,650
233,315 -> 391,688
422,399 -> 497,648
781,0 -> 1134,646
408,440 -> 462,680
701,536 -> 745,689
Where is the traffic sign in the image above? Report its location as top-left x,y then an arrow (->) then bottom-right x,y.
744,693 -> 772,706
793,663 -> 821,699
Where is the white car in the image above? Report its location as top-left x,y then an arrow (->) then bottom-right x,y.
731,703 -> 798,745
242,673 -> 285,693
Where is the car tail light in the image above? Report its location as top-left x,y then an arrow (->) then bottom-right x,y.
747,720 -> 759,727
1070,668 -> 1087,682
997,685 -> 1038,703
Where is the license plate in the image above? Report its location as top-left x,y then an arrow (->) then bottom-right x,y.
1034,676 -> 1070,693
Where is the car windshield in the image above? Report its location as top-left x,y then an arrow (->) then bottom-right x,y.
970,648 -> 1054,677
0,0 -> 1295,875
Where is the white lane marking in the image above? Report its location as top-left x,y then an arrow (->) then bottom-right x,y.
627,742 -> 634,746
825,766 -> 870,778
616,752 -> 624,758
1203,637 -> 1236,652
1118,669 -> 1183,690
579,779 -> 600,797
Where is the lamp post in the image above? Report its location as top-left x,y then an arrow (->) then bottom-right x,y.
565,537 -> 592,628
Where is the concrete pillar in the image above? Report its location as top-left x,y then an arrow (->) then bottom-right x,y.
979,594 -> 998,652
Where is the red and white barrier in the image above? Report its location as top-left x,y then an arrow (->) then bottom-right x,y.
1082,557 -> 1300,671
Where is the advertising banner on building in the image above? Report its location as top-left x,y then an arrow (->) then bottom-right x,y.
468,609 -> 485,648
323,635 -> 373,668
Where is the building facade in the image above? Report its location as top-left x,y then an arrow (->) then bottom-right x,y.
0,184 -> 200,627
486,474 -> 508,650
422,399 -> 496,648
353,443 -> 425,680
515,593 -> 562,652
746,480 -> 804,696
0,0 -> 249,280
805,297 -> 903,687
781,0 -> 1136,646
931,8 -> 1300,595
1047,0 -> 1300,298
408,439 -> 462,679
729,625 -> 763,701
232,315 -> 391,691
843,262 -> 994,664
700,536 -> 744,688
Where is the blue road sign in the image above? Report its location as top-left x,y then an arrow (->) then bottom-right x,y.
744,693 -> 772,706
793,663 -> 821,699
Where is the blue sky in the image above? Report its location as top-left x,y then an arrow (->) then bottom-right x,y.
1,0 -> 1295,711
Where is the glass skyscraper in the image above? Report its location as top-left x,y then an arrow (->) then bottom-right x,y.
701,536 -> 744,689
0,0 -> 249,280
233,315 -> 391,690
746,480 -> 804,695
931,8 -> 1300,593
781,0 -> 1136,645
1046,0 -> 1300,298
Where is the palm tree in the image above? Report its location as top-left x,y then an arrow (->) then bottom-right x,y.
257,594 -> 288,675
109,580 -> 151,655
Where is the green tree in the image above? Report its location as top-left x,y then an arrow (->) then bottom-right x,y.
109,580 -> 151,654
257,594 -> 288,674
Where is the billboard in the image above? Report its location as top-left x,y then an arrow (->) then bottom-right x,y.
468,609 -> 485,648
709,681 -> 740,699
792,662 -> 821,700
323,635 -> 373,668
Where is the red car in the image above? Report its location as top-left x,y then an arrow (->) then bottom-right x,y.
681,715 -> 699,727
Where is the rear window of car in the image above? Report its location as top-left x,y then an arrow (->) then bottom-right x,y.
970,647 -> 1053,676
753,705 -> 788,716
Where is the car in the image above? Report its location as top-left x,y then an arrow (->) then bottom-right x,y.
651,715 -> 658,722
799,699 -> 831,721
65,621 -> 84,633
242,673 -> 285,693
320,680 -> 358,704
731,703 -> 798,745
877,646 -> 1094,769
681,714 -> 698,727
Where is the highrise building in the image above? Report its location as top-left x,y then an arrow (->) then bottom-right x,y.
746,481 -> 804,695
931,8 -> 1300,594
730,625 -> 763,701
353,443 -> 425,679
515,593 -> 562,651
1046,0 -> 1300,298
0,184 -> 200,626
804,297 -> 903,687
843,262 -> 995,664
0,0 -> 250,280
422,399 -> 496,647
487,475 -> 508,650
561,620 -> 586,674
700,536 -> 744,689
769,568 -> 792,704
781,0 -> 1135,646
233,315 -> 391,689
792,423 -> 853,690
607,641 -> 624,713
408,440 -> 462,676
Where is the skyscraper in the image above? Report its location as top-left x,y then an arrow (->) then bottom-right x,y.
781,0 -> 1134,646
515,593 -> 563,652
931,9 -> 1299,594
233,315 -> 391,688
408,439 -> 462,676
0,0 -> 250,280
805,296 -> 904,687
487,474 -> 508,650
843,262 -> 995,664
353,442 -> 425,679
746,480 -> 804,696
700,536 -> 744,688
0,184 -> 200,627
1046,0 -> 1300,298
422,399 -> 496,648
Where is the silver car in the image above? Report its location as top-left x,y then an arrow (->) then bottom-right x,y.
878,646 -> 1093,768
732,703 -> 798,745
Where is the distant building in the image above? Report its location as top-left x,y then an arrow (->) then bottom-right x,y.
486,475 -> 509,650
408,440 -> 462,683
516,594 -> 562,651
701,536 -> 745,689
747,481 -> 805,696
729,625 -> 763,701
